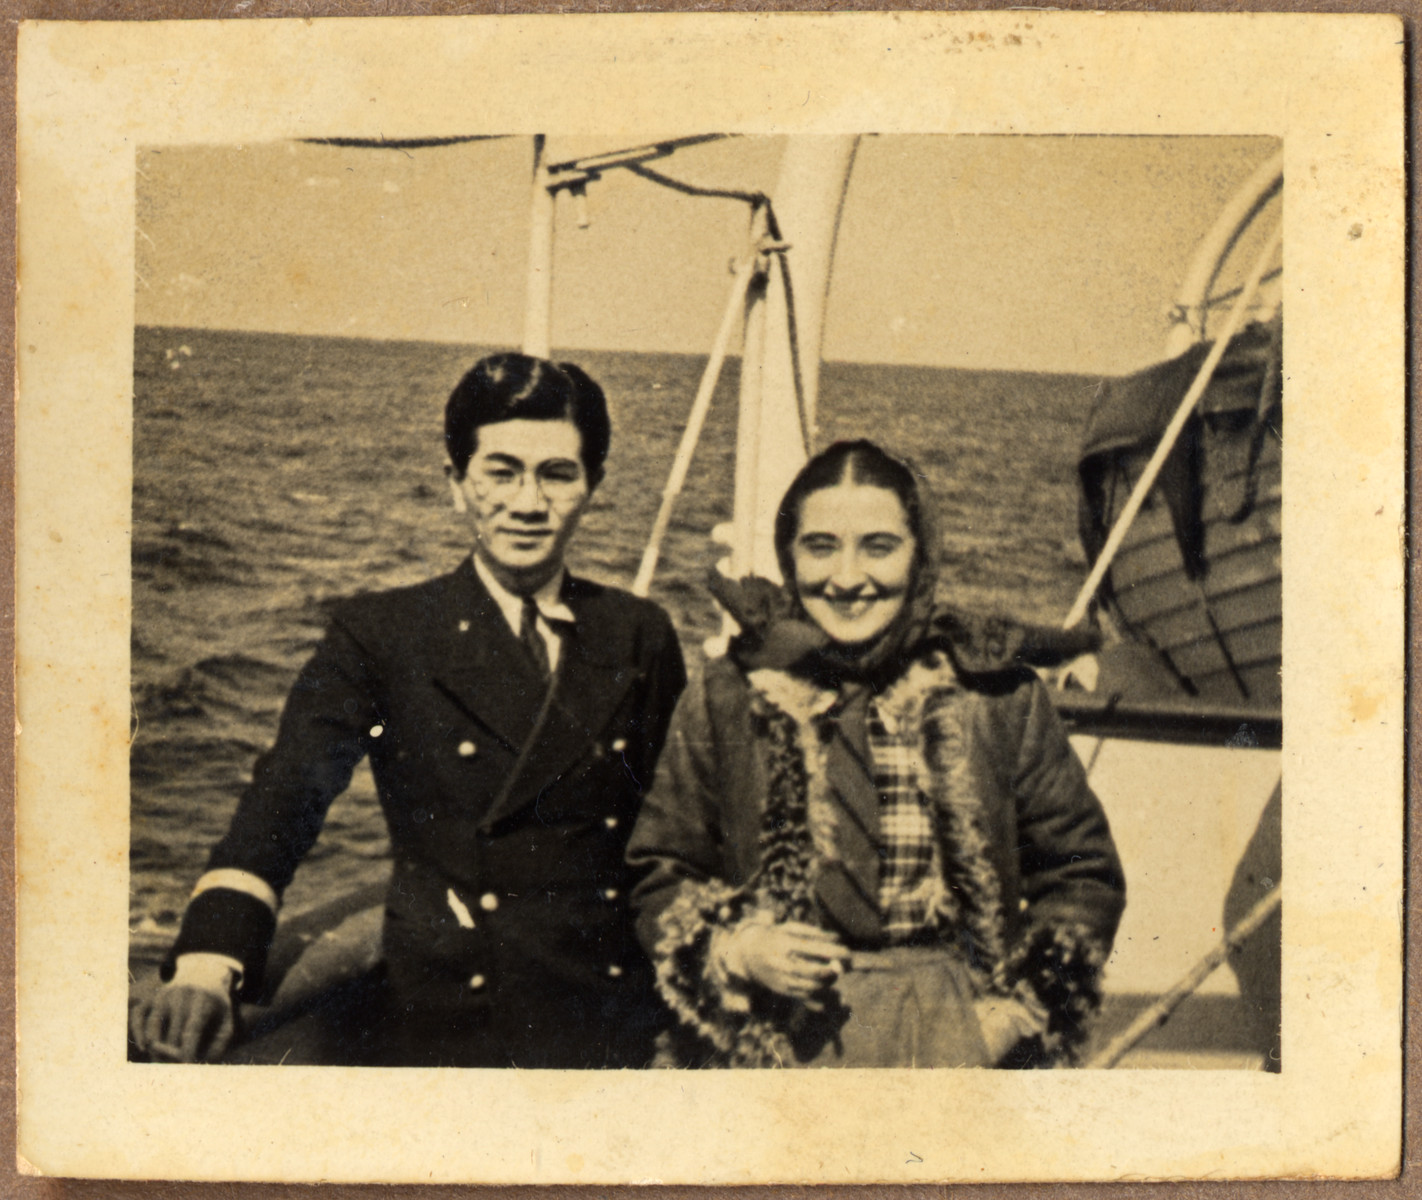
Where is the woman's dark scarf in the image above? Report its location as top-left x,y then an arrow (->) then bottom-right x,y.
709,464 -> 1099,689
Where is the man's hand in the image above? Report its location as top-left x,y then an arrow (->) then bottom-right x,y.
130,984 -> 236,1063
718,920 -> 849,1005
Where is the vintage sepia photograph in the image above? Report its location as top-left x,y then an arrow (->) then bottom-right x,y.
15,14 -> 1403,1184
124,132 -> 1284,1073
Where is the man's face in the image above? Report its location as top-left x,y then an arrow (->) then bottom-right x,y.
457,418 -> 592,592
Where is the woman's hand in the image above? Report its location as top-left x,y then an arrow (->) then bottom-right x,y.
973,990 -> 1051,1064
717,919 -> 849,1005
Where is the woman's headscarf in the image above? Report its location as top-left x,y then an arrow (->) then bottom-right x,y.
710,439 -> 1098,689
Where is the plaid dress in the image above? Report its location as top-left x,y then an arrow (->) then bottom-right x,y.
867,700 -> 947,942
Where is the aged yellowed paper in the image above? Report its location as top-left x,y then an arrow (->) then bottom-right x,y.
15,12 -> 1404,1183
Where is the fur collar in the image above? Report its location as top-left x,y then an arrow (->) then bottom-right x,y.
748,652 -> 1008,987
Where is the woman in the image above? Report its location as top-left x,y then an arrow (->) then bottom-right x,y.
627,440 -> 1125,1068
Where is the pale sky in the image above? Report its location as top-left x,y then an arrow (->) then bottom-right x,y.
136,134 -> 1279,376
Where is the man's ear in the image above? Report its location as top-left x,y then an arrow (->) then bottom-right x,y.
445,464 -> 468,514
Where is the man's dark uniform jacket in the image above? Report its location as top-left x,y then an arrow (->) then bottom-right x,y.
164,557 -> 687,1067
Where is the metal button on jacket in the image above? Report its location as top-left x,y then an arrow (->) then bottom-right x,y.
457,740 -> 477,758
606,964 -> 623,978
603,816 -> 619,830
601,887 -> 618,901
479,892 -> 499,912
468,973 -> 486,990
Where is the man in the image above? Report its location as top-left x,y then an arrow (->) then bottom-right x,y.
131,353 -> 687,1067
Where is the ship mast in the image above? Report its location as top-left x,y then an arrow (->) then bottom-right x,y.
727,137 -> 859,581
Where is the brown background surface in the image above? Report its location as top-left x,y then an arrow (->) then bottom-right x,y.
1,0 -> 1414,1195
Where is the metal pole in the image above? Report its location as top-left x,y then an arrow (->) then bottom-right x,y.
1062,222 -> 1282,630
1166,151 -> 1283,357
523,135 -> 555,358
731,205 -> 771,580
632,253 -> 760,597
1086,883 -> 1282,1069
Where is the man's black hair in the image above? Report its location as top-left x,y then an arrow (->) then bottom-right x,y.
445,353 -> 611,486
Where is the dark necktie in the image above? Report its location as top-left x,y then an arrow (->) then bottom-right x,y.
812,687 -> 888,947
519,596 -> 551,680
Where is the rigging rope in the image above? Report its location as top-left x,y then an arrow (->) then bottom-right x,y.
623,164 -> 813,455
624,161 -> 770,210
620,163 -> 817,594
773,243 -> 815,459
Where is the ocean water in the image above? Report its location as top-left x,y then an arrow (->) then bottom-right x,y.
130,326 -> 1100,938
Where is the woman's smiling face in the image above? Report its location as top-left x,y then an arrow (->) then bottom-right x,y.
791,482 -> 917,646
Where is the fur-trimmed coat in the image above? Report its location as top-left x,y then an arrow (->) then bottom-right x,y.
626,650 -> 1125,1068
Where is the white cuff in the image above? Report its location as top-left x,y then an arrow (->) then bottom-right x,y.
170,952 -> 244,996
191,868 -> 279,913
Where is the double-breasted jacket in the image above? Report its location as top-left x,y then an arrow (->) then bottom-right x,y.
166,557 -> 687,1066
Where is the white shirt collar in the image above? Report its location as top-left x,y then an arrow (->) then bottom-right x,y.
472,554 -> 576,634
